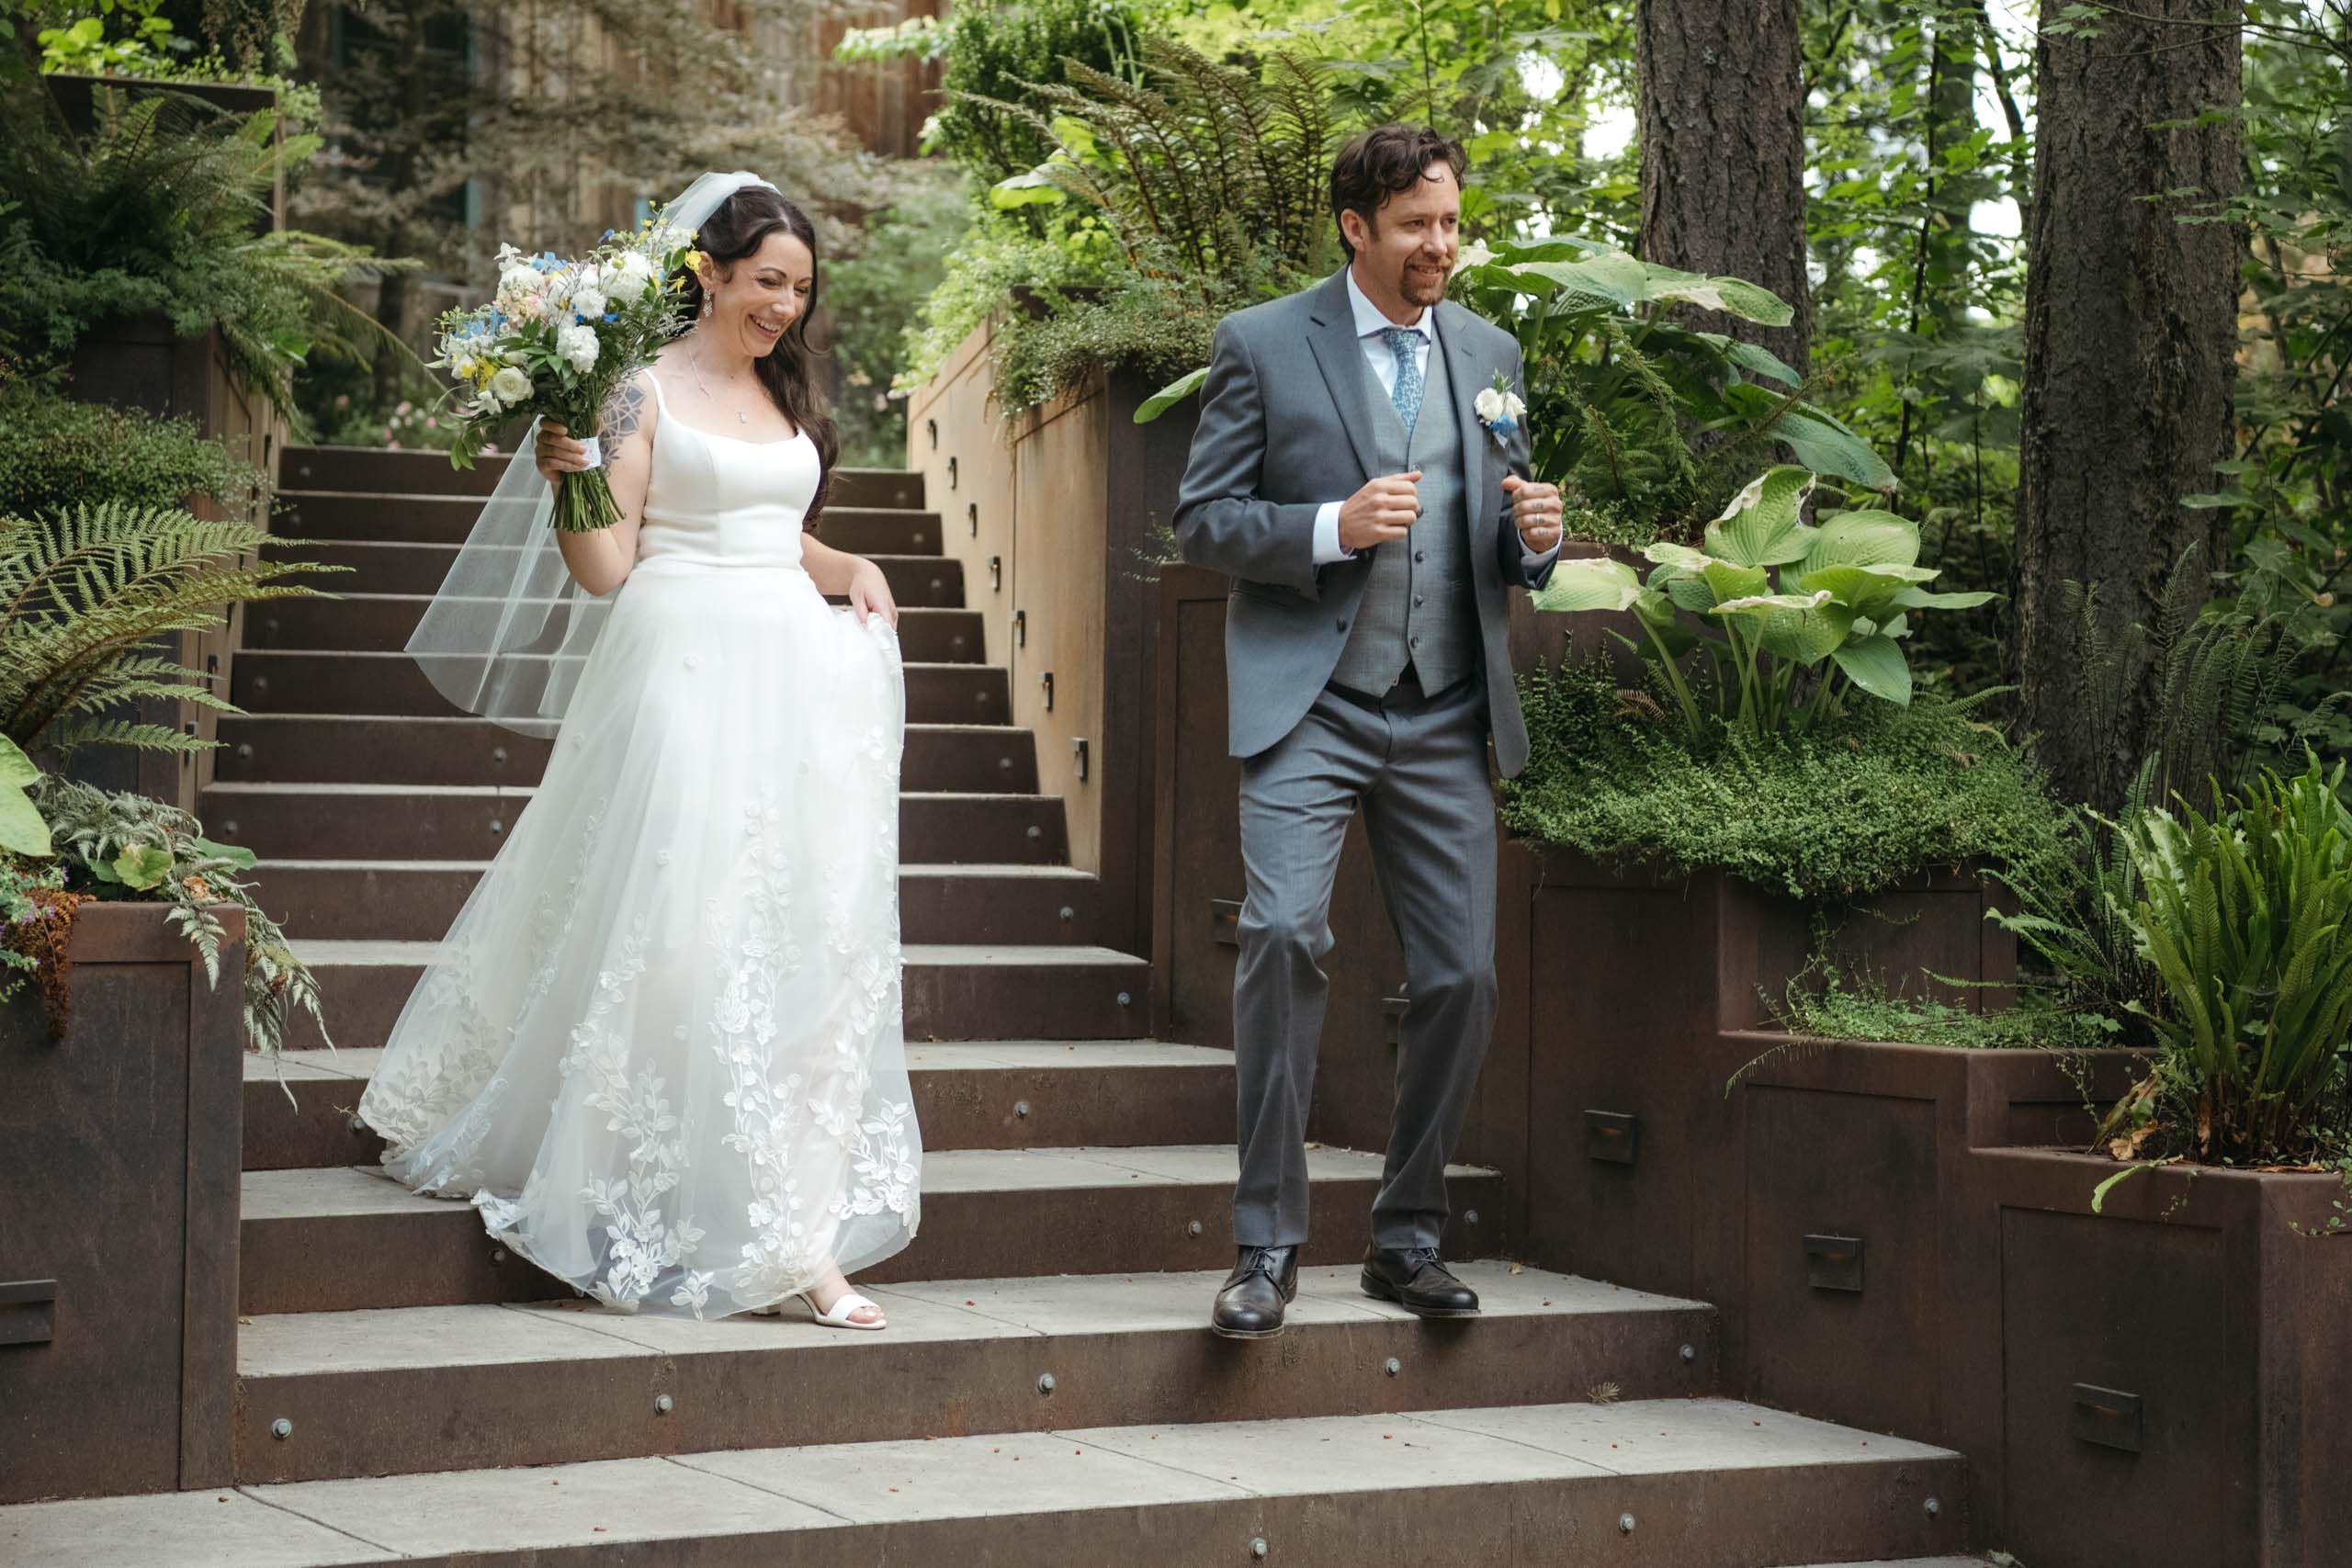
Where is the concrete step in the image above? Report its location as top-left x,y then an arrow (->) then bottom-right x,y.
226,1268 -> 1717,1485
226,650 -> 1007,722
266,539 -> 966,605
284,941 -> 1149,1051
280,446 -> 925,510
239,1145 -> 1500,1315
245,1039 -> 1230,1171
0,1399 -> 1973,1566
249,859 -> 1100,943
213,716 -> 1033,790
243,593 -> 988,662
275,491 -> 946,556
202,783 -> 1068,864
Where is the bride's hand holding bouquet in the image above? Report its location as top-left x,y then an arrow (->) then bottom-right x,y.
435,221 -> 701,532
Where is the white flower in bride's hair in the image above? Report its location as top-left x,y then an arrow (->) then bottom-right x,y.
488,366 -> 532,407
557,323 -> 600,373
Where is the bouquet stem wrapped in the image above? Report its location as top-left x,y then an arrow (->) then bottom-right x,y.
434,221 -> 703,532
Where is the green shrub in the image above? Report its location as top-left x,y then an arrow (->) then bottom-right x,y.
0,383 -> 266,517
1499,658 -> 2071,902
932,0 -> 1142,185
2097,757 -> 2352,1165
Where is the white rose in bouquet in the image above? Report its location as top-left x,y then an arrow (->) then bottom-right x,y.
570,288 -> 607,321
486,366 -> 533,408
609,251 -> 656,295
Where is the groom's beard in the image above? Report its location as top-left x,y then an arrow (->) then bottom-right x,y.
1397,256 -> 1452,309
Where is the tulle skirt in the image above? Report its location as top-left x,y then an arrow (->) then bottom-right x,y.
358,558 -> 920,1318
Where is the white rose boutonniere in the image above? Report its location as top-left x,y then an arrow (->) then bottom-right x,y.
1474,371 -> 1527,449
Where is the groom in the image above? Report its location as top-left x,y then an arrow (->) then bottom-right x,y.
1174,125 -> 1567,1338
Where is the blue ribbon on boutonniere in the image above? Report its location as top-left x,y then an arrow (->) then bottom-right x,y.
1474,370 -> 1526,450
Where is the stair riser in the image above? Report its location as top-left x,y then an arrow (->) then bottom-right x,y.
231,1461 -> 1968,1568
243,1162 -> 1485,1315
286,957 -> 1149,1052
208,790 -> 1065,864
243,1055 -> 1227,1171
213,719 -> 1035,791
231,1289 -> 1700,1483
279,447 -> 924,510
226,655 -> 1008,724
255,864 -> 1098,943
268,544 -> 966,604
277,495 -> 944,556
243,599 -> 988,662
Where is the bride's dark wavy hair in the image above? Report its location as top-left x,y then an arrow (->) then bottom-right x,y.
678,186 -> 841,523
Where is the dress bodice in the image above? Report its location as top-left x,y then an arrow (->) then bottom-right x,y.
636,372 -> 820,570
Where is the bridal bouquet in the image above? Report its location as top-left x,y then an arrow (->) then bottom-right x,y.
433,220 -> 701,531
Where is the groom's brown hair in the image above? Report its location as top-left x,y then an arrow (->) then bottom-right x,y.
1329,124 -> 1467,259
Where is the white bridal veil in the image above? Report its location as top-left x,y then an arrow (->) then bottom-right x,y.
405,171 -> 780,737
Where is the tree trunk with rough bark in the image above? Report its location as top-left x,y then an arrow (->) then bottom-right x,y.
2013,1 -> 2241,810
1636,0 -> 1813,371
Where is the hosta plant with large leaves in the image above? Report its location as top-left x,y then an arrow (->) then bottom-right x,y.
1532,465 -> 1994,738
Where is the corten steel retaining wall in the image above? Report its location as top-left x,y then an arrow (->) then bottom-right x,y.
0,903 -> 247,1503
904,326 -> 1202,966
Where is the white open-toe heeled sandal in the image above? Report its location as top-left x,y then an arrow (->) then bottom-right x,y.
751,1291 -> 887,1331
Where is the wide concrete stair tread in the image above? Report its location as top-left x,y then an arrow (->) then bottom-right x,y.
290,937 -> 1142,966
229,649 -> 1009,722
243,1042 -> 1235,1168
214,716 -> 1035,791
235,1147 -> 1500,1313
228,1268 -> 1736,1484
243,594 -> 988,661
280,936 -> 1147,1050
249,857 -> 1099,945
6,1398 -> 1962,1563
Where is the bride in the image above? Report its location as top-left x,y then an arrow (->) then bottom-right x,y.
357,173 -> 919,1330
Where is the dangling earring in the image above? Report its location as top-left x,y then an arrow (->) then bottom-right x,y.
700,293 -> 713,321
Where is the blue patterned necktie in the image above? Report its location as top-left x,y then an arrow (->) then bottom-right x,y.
1379,325 -> 1425,435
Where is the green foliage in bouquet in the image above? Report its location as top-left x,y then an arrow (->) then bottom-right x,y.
1532,466 -> 1995,738
2095,756 -> 2352,1166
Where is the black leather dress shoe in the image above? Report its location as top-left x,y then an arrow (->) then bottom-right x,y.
1361,1245 -> 1481,1318
1210,1245 -> 1298,1339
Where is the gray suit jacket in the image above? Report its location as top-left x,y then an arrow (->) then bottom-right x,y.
1171,267 -> 1555,777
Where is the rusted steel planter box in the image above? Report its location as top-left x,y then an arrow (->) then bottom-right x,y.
0,902 -> 246,1503
1730,1036 -> 2147,1515
1505,852 -> 2016,1305
1975,1148 -> 2352,1568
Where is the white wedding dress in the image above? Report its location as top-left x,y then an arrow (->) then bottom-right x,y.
358,374 -> 921,1318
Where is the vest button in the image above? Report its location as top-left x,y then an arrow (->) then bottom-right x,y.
1414,551 -> 1426,563
1336,618 -> 1349,632
1414,595 -> 1425,607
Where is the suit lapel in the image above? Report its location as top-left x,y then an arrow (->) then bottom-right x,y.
1439,300 -> 1491,547
1305,271 -> 1380,489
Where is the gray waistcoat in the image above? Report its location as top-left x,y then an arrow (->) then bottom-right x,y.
1329,326 -> 1478,696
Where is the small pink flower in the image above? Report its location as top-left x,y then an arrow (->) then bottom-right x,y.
425,417 -> 438,429
396,400 -> 413,415
334,394 -> 350,410
387,440 -> 401,451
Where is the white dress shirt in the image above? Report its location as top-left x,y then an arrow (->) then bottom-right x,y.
1310,267 -> 1558,570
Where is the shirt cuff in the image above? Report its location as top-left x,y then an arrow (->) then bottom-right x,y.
1312,501 -> 1352,565
1521,536 -> 1565,569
